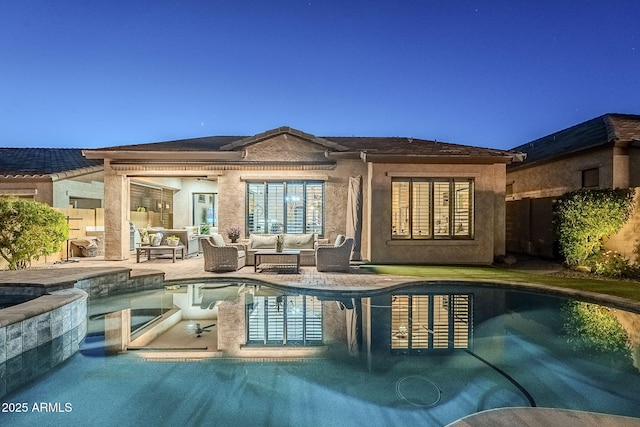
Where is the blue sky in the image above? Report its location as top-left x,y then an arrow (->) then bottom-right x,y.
1,0 -> 639,150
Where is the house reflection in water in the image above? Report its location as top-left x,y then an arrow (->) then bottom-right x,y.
100,282 -> 480,361
190,282 -> 478,361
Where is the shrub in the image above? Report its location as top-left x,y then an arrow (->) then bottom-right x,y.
0,198 -> 69,269
591,250 -> 640,279
553,189 -> 634,267
562,301 -> 633,362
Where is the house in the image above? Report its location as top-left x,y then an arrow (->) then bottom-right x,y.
0,148 -> 104,208
506,113 -> 640,260
83,126 -> 522,265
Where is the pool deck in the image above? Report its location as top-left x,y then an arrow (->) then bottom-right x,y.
2,253 -> 639,312
2,254 -> 640,427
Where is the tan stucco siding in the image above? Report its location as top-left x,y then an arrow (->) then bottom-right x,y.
103,171 -> 130,260
604,188 -> 640,262
0,179 -> 54,204
217,159 -> 368,255
630,148 -> 640,188
507,148 -> 613,199
367,162 -> 505,264
243,134 -> 329,162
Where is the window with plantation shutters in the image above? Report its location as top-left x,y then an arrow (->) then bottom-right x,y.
247,295 -> 323,346
390,293 -> 472,353
247,181 -> 324,236
391,178 -> 474,240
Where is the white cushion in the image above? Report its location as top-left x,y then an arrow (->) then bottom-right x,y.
211,234 -> 226,247
284,233 -> 315,249
334,234 -> 346,247
250,234 -> 277,249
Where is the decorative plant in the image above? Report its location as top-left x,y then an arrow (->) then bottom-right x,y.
166,235 -> 180,241
276,234 -> 284,244
200,223 -> 210,235
553,189 -> 635,267
591,250 -> 640,279
227,226 -> 241,240
0,198 -> 69,269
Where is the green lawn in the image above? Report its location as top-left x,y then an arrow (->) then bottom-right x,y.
362,264 -> 640,304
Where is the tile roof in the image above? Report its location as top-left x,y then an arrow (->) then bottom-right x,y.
90,127 -> 519,161
95,136 -> 243,152
509,113 -> 640,168
325,136 -> 513,158
0,148 -> 103,177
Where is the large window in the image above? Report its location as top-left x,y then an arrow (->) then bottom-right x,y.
247,181 -> 324,236
391,294 -> 472,353
246,295 -> 323,346
392,178 -> 474,239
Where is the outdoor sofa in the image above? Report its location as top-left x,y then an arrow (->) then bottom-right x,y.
245,233 -> 322,266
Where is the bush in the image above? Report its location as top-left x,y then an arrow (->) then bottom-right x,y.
553,189 -> 634,267
591,250 -> 640,279
0,198 -> 69,269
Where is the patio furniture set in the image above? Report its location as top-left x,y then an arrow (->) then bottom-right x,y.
202,233 -> 355,273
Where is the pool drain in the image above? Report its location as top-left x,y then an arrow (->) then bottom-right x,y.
396,376 -> 442,408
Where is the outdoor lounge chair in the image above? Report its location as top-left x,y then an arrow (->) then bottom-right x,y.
202,235 -> 246,272
315,236 -> 354,272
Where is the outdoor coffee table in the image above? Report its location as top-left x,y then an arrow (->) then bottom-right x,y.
254,250 -> 301,273
136,245 -> 185,263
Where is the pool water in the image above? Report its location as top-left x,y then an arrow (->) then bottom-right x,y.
3,282 -> 640,426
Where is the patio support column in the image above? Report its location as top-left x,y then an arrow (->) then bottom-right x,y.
104,165 -> 130,260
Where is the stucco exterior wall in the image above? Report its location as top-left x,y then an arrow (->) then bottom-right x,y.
367,162 -> 506,264
0,179 -> 54,204
630,149 -> 640,188
506,146 -> 640,260
217,134 -> 369,256
507,147 -> 613,200
605,188 -> 640,262
53,171 -> 105,208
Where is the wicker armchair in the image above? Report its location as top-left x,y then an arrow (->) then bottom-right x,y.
202,236 -> 246,272
316,237 -> 354,272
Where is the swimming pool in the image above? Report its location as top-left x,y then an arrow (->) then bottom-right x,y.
3,280 -> 640,426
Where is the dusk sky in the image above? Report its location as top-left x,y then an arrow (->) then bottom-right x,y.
1,1 -> 639,150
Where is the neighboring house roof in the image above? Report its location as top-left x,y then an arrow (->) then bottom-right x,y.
0,148 -> 103,178
87,126 -> 522,164
509,113 -> 640,169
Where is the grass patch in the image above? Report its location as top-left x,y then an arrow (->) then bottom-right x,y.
362,264 -> 640,304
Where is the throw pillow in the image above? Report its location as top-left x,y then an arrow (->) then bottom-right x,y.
212,234 -> 226,247
334,234 -> 346,247
284,233 -> 316,249
250,234 -> 277,249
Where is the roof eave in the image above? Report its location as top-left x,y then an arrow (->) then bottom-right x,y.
82,150 -> 244,161
361,153 -> 519,164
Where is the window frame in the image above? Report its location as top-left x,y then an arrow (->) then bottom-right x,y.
391,293 -> 473,354
246,295 -> 324,347
246,180 -> 324,237
581,167 -> 600,189
391,178 -> 474,240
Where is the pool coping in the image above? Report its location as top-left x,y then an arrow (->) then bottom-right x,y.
2,265 -> 640,314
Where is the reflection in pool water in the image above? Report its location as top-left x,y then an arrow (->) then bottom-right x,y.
4,281 -> 640,426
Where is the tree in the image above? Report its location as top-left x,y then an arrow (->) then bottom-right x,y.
0,198 -> 69,269
553,189 -> 634,266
